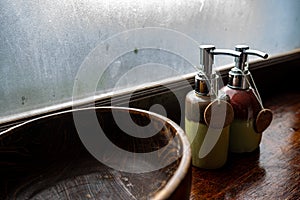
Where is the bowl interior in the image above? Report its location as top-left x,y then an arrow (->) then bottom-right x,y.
0,107 -> 191,200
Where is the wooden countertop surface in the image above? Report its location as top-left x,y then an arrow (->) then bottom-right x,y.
189,91 -> 300,199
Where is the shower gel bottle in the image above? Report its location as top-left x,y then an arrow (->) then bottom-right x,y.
185,45 -> 240,169
220,45 -> 273,153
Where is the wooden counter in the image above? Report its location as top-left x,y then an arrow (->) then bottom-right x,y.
189,91 -> 300,199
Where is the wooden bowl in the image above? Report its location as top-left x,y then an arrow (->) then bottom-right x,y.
0,107 -> 191,200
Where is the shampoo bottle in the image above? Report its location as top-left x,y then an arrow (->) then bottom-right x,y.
185,45 -> 240,169
220,45 -> 273,153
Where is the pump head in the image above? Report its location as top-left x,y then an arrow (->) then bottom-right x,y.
195,45 -> 241,95
228,45 -> 268,89
234,45 -> 268,71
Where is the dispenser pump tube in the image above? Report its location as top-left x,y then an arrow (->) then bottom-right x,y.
234,45 -> 268,71
196,45 -> 241,96
228,45 -> 268,89
199,45 -> 242,78
199,45 -> 215,78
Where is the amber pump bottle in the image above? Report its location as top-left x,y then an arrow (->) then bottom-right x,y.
220,45 -> 273,153
185,45 -> 240,169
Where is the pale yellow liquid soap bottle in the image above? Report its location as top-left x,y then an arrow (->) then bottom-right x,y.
185,45 -> 240,169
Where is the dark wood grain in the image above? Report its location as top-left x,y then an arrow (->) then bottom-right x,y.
190,91 -> 300,200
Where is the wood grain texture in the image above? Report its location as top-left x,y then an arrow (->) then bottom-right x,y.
190,91 -> 300,200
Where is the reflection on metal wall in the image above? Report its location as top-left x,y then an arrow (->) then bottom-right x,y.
0,0 -> 300,117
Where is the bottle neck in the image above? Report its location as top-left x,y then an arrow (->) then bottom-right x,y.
227,68 -> 250,90
195,73 -> 219,96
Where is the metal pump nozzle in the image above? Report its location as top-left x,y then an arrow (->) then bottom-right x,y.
195,45 -> 241,95
228,45 -> 268,89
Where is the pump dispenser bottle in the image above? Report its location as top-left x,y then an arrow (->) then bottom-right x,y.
220,45 -> 273,153
185,45 -> 240,169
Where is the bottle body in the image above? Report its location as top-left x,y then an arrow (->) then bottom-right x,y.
221,86 -> 262,153
185,91 -> 229,169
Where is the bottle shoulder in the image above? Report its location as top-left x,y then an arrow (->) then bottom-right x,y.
185,90 -> 214,124
221,86 -> 259,103
186,90 -> 215,104
220,86 -> 261,120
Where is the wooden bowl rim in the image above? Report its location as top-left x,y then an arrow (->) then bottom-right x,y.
0,106 -> 191,200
